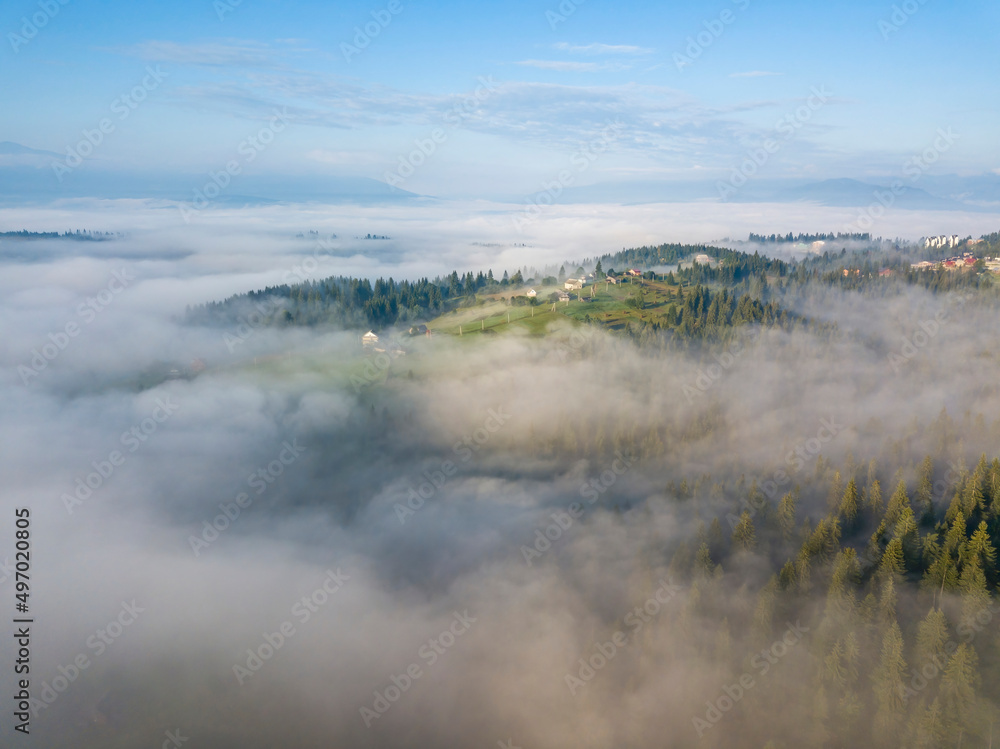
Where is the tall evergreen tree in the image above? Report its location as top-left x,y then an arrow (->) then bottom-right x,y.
910,698 -> 947,749
940,643 -> 981,739
866,478 -> 884,516
914,607 -> 949,672
732,511 -> 757,552
916,455 -> 935,521
828,470 -> 844,511
877,538 -> 905,584
966,520 -> 997,572
778,492 -> 797,541
885,480 -> 911,528
839,478 -> 861,528
872,621 -> 908,745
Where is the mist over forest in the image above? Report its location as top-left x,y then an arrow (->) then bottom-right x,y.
4,0 -> 1000,742
2,204 -> 1000,748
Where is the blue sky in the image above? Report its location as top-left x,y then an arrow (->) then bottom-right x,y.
2,0 -> 998,199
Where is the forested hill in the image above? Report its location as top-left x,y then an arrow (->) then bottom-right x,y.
184,243 -> 790,333
748,231 -> 873,243
0,229 -> 122,240
184,237 -> 991,336
593,243 -> 790,283
186,276 -> 450,329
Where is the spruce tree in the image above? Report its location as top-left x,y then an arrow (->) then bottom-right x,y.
966,520 -> 996,571
872,621 -> 908,744
910,698 -> 947,748
866,478 -> 884,516
828,470 -> 844,511
778,492 -> 797,540
839,478 -> 861,528
877,538 -> 905,584
940,643 -> 981,737
893,505 -> 919,566
885,480 -> 911,528
959,560 -> 990,625
878,576 -> 899,624
962,470 -> 985,518
915,455 -> 935,521
694,542 -> 714,579
732,511 -> 757,552
914,607 -> 949,672
752,575 -> 778,641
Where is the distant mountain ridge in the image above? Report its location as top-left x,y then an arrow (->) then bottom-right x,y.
770,178 -> 975,211
0,141 -> 62,157
0,165 -> 421,205
551,176 -> 997,211
1,139 -> 997,210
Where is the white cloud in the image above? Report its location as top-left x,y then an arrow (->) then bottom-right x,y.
553,42 -> 653,55
115,39 -> 276,67
161,73 -> 816,172
306,149 -> 382,166
514,60 -> 631,72
729,71 -> 783,78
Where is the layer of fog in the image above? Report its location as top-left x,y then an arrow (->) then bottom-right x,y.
1,203 -> 999,747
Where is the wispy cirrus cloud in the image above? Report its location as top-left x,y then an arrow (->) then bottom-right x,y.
167,70 -> 824,172
307,149 -> 385,166
95,41 -> 837,178
114,39 -> 278,67
514,60 -> 631,72
553,42 -> 653,55
729,71 -> 783,78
